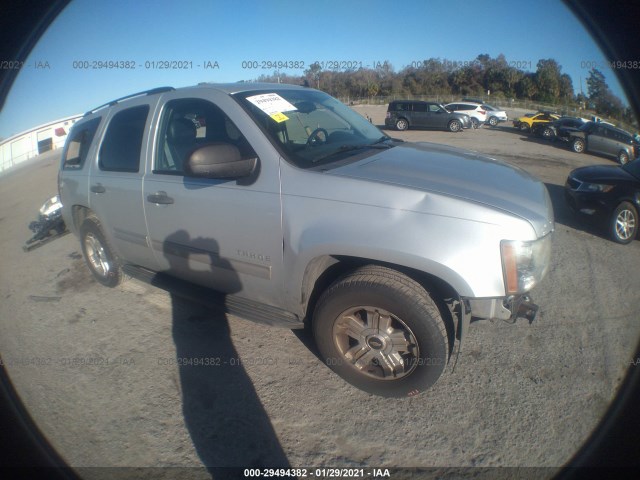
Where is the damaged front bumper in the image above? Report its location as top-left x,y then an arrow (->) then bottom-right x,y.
467,295 -> 539,323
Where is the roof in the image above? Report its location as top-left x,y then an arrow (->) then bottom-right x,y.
84,82 -> 310,116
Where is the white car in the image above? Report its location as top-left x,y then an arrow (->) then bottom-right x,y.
481,103 -> 508,126
445,102 -> 488,128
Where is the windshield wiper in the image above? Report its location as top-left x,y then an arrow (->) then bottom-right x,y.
312,141 -> 393,163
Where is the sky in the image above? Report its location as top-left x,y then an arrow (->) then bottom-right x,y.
0,0 -> 630,140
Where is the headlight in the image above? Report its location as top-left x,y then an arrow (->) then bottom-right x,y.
501,234 -> 552,295
577,182 -> 614,193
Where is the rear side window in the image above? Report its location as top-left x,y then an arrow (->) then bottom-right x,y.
392,102 -> 412,112
62,117 -> 101,170
99,105 -> 149,172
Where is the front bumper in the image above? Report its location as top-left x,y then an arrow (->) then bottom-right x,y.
564,182 -> 615,219
467,295 -> 539,323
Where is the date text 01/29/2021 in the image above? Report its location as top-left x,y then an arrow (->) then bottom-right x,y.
243,468 -> 391,477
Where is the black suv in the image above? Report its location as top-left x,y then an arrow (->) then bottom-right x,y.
561,121 -> 639,164
385,100 -> 471,132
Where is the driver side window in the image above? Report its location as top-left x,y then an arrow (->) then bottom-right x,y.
155,98 -> 256,174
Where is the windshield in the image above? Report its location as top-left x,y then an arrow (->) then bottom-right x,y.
622,158 -> 640,179
235,88 -> 390,167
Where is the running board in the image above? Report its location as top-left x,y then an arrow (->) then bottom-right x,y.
122,264 -> 304,329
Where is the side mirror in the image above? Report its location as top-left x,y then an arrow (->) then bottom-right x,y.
185,144 -> 257,179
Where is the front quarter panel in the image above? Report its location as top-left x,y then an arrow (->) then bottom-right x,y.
279,161 -> 538,316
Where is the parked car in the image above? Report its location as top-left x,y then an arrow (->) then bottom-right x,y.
481,103 -> 508,126
532,116 -> 587,141
444,102 -> 487,128
385,100 -> 471,132
565,159 -> 640,243
59,83 -> 553,397
513,112 -> 560,132
561,121 -> 639,164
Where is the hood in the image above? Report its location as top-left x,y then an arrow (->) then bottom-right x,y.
571,164 -> 637,183
326,142 -> 554,237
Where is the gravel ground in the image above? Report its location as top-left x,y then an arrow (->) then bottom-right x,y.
1,111 -> 639,477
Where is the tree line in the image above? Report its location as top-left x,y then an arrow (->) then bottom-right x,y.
252,53 -> 635,126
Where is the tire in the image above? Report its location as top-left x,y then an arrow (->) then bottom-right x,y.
519,123 -> 530,132
448,119 -> 462,132
488,116 -> 498,127
470,118 -> 479,129
572,138 -> 585,153
618,150 -> 630,165
395,118 -> 409,131
79,216 -> 125,287
312,265 -> 448,397
542,127 -> 554,140
610,201 -> 638,244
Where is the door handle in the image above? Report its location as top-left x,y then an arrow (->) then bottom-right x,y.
90,184 -> 106,194
146,191 -> 174,205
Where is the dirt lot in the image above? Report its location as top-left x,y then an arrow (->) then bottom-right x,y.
1,111 -> 639,477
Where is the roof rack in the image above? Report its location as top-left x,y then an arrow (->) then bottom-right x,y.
84,86 -> 175,116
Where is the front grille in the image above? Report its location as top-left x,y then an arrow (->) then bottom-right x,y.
566,176 -> 581,190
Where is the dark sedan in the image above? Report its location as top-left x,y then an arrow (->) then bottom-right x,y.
565,160 -> 640,243
532,116 -> 586,141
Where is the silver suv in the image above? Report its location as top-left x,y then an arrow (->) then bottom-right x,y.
59,83 -> 554,397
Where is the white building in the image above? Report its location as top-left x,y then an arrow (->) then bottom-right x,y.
0,114 -> 83,172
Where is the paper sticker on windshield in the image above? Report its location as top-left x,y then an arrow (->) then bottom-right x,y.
270,112 -> 289,123
247,93 -> 297,116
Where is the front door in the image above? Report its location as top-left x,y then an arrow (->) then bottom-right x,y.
143,94 -> 284,306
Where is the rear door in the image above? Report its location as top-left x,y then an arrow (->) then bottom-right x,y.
87,102 -> 159,269
411,102 -> 429,127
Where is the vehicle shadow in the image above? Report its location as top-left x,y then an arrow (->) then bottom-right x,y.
146,230 -> 291,476
544,182 -> 608,239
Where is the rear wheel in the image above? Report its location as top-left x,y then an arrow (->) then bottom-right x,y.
312,266 -> 448,397
572,138 -> 585,153
519,123 -> 530,132
395,118 -> 409,131
610,201 -> 638,244
488,116 -> 498,126
542,127 -> 554,140
80,216 -> 125,287
470,118 -> 480,129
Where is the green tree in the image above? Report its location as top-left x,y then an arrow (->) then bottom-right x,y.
534,59 -> 562,102
586,68 -> 607,99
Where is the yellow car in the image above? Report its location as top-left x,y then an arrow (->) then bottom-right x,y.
513,112 -> 560,132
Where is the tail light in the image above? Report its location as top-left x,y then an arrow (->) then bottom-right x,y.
479,110 -> 486,115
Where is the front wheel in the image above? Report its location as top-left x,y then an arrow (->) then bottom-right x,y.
488,116 -> 498,127
572,138 -> 585,153
312,266 -> 448,397
610,201 -> 638,244
519,123 -> 530,132
470,118 -> 480,129
80,216 -> 125,287
448,119 -> 462,132
618,150 -> 630,165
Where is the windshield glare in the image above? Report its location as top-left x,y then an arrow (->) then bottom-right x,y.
236,89 -> 387,167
